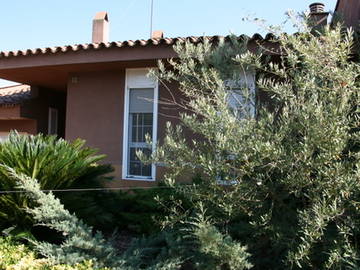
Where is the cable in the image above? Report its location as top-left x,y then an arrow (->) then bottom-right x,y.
0,184 -> 192,195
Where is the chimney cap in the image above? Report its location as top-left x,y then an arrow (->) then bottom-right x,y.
151,30 -> 164,39
94,11 -> 108,21
309,2 -> 325,13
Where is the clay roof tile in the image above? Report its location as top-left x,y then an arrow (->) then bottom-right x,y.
0,85 -> 31,105
0,34 -> 273,59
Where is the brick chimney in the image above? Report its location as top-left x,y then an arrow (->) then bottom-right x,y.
92,11 -> 109,43
151,30 -> 164,39
309,3 -> 329,28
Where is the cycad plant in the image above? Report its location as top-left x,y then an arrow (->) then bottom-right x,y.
0,131 -> 113,232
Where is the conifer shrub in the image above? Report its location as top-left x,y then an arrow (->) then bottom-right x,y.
106,183 -> 191,235
59,182 -> 189,235
3,165 -> 252,269
0,237 -> 103,270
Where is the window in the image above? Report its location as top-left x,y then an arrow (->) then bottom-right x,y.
225,71 -> 256,118
48,108 -> 58,135
217,71 -> 256,185
123,69 -> 158,180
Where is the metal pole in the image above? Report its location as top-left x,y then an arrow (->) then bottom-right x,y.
150,0 -> 154,38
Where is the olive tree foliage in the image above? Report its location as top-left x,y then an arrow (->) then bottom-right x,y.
147,21 -> 360,269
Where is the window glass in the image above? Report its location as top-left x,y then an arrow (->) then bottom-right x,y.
127,88 -> 154,178
48,108 -> 58,135
225,72 -> 256,118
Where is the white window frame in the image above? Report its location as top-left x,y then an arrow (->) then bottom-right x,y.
48,107 -> 58,135
122,68 -> 158,181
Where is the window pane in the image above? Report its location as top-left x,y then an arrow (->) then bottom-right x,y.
127,88 -> 154,178
132,126 -> 144,143
142,148 -> 152,157
143,127 -> 152,140
142,163 -> 152,177
129,88 -> 154,113
129,147 -> 139,161
48,108 -> 58,135
144,113 -> 153,125
129,162 -> 141,175
129,147 -> 152,177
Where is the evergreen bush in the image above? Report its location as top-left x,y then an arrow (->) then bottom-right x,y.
0,237 -> 104,270
148,21 -> 360,269
4,165 -> 251,269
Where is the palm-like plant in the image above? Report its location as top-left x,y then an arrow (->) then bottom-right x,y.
0,131 -> 113,231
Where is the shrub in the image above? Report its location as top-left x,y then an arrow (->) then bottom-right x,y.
4,166 -> 251,269
0,131 -> 113,233
58,181 -> 189,236
149,21 -> 360,269
0,237 -> 102,270
105,182 -> 190,235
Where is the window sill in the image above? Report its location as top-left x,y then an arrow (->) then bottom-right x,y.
123,177 -> 155,182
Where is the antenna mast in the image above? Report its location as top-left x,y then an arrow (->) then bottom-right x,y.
150,0 -> 154,38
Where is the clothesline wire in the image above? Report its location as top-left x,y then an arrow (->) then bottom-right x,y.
0,184 -> 193,195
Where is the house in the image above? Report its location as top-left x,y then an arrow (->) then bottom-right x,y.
0,4 -> 331,187
334,0 -> 360,29
0,84 -> 66,139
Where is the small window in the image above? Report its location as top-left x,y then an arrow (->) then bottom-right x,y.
225,72 -> 256,118
217,72 -> 256,185
123,69 -> 158,181
48,108 -> 58,135
128,88 -> 154,178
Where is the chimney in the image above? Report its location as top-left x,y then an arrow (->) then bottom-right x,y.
309,3 -> 329,28
151,30 -> 164,39
92,11 -> 109,43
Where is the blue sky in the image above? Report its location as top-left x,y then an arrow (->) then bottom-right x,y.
0,0 -> 337,87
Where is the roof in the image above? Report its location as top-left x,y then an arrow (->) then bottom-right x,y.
0,34 -> 277,90
0,34 -> 275,59
0,84 -> 31,105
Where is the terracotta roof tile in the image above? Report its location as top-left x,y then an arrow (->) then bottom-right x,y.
0,34 -> 275,59
0,84 -> 31,105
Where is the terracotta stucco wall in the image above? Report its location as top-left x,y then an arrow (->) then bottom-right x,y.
0,106 -> 21,119
0,119 -> 37,134
65,69 -> 191,187
20,88 -> 66,137
66,70 -> 127,185
335,0 -> 360,29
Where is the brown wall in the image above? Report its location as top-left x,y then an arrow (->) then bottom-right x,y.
0,119 -> 37,134
21,88 -> 66,137
0,106 -> 21,119
65,68 -> 189,187
335,0 -> 360,29
66,70 -> 126,185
